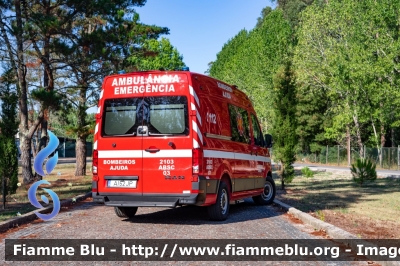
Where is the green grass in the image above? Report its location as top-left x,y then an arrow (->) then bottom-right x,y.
0,205 -> 37,221
334,207 -> 349,214
275,170 -> 400,223
0,164 -> 92,222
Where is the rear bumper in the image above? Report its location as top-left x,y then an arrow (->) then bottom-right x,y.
92,192 -> 198,207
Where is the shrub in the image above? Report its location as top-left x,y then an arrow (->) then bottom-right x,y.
315,210 -> 325,221
350,158 -> 377,186
301,166 -> 314,178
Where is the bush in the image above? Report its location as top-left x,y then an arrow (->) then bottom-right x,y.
301,166 -> 314,178
350,158 -> 377,186
0,137 -> 19,208
282,164 -> 295,184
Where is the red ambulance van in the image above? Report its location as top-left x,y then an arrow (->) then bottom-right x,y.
92,70 -> 275,221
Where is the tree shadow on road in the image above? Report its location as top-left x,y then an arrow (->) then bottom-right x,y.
122,199 -> 284,225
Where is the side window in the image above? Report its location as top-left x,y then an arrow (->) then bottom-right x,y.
251,114 -> 264,147
228,104 -> 250,144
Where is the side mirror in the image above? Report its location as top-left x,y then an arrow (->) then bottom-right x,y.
264,134 -> 273,148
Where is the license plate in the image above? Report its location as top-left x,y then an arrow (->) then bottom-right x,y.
107,180 -> 137,188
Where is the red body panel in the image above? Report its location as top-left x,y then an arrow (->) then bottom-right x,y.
93,71 -> 272,207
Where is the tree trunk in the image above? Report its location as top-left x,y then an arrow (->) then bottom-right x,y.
75,85 -> 87,176
380,124 -> 386,148
2,173 -> 5,210
346,125 -> 351,165
74,73 -> 88,176
35,24 -> 51,177
39,120 -> 48,152
391,128 -> 395,147
75,136 -> 87,176
15,0 -> 34,184
352,113 -> 364,158
380,124 -> 385,168
20,111 -> 44,184
32,126 -> 40,157
20,133 -> 34,184
36,119 -> 48,180
280,162 -> 285,190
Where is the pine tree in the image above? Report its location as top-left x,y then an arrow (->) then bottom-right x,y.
128,37 -> 185,71
271,60 -> 297,189
0,71 -> 19,209
56,8 -> 169,176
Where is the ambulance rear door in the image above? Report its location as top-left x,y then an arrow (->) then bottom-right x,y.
140,73 -> 193,196
99,94 -> 145,196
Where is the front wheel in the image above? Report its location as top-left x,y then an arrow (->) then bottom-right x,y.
207,181 -> 230,221
253,176 -> 276,205
114,207 -> 138,218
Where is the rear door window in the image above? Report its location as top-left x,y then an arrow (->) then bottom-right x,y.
102,96 -> 189,136
150,103 -> 185,134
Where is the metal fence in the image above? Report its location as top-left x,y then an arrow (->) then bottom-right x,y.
15,138 -> 92,158
56,140 -> 93,158
297,145 -> 400,170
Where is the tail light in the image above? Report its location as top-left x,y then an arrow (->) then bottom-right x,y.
92,149 -> 98,175
192,148 -> 203,174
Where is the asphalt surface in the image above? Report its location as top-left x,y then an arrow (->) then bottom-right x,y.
3,159 -> 389,265
0,198 -> 375,265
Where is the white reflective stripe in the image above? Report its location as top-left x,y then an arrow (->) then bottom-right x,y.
95,123 -> 98,134
182,190 -> 190,194
97,106 -> 101,114
98,149 -> 192,158
235,153 -> 271,162
204,150 -> 234,159
93,140 -> 97,150
234,153 -> 256,161
196,112 -> 202,126
189,85 -> 200,107
100,90 -> 104,99
143,149 -> 191,158
192,121 -> 203,144
191,103 -> 202,125
258,156 -> 271,163
204,150 -> 271,163
193,138 -> 200,148
99,150 -> 142,158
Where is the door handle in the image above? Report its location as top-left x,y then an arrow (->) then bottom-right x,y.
145,146 -> 160,153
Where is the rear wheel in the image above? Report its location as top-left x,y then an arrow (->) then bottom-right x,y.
208,181 -> 230,221
114,207 -> 138,218
253,176 -> 276,205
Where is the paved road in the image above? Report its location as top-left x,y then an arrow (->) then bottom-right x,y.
0,199 -> 372,265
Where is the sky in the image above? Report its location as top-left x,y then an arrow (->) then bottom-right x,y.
136,0 -> 275,74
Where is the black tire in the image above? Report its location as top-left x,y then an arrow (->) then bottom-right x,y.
114,207 -> 138,218
207,181 -> 230,221
253,176 -> 276,205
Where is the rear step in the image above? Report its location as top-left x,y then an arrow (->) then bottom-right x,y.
107,201 -> 178,207
230,199 -> 245,205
